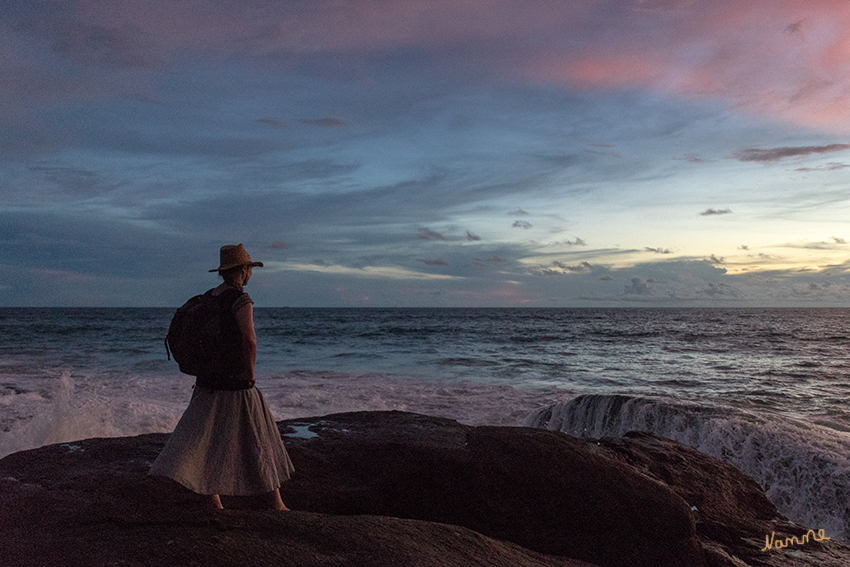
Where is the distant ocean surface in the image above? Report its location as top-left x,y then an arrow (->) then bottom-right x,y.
1,307 -> 849,542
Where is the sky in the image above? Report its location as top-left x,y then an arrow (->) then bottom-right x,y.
3,0 -> 850,307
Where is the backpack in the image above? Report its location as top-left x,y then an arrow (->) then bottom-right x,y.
164,290 -> 223,376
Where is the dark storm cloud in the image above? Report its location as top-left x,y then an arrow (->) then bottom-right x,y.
700,208 -> 732,216
512,220 -> 532,229
734,144 -> 850,163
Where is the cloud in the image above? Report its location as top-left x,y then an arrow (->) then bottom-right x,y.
258,118 -> 287,129
552,261 -> 593,273
739,244 -> 749,250
269,240 -> 290,250
471,256 -> 507,266
11,0 -> 850,135
795,162 -> 850,172
781,237 -> 848,250
734,144 -> 850,163
584,148 -> 622,159
48,23 -> 167,70
509,209 -> 529,216
264,261 -> 461,281
706,254 -> 725,264
700,208 -> 732,216
546,238 -> 587,247
701,282 -> 741,298
751,252 -> 781,261
644,247 -> 672,254
517,3 -> 850,132
466,230 -> 481,241
27,166 -> 119,198
300,118 -> 348,128
417,227 -> 446,240
512,220 -> 532,229
628,0 -> 698,12
623,278 -> 652,295
419,258 -> 448,265
785,20 -> 804,35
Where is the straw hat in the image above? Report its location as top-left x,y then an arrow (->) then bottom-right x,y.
209,244 -> 264,272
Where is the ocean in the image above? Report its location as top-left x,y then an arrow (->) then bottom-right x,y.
1,307 -> 849,543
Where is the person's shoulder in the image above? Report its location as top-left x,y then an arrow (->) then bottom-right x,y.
232,291 -> 253,313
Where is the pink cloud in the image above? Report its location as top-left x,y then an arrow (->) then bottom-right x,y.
8,0 -> 850,132
523,0 -> 850,130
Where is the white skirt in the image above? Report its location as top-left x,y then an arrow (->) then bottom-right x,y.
149,386 -> 294,495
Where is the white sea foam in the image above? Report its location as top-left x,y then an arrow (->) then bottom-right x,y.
0,368 -> 555,459
525,394 -> 850,544
261,370 -> 557,427
0,370 -> 192,459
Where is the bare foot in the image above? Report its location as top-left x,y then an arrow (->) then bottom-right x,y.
265,488 -> 289,511
207,494 -> 224,510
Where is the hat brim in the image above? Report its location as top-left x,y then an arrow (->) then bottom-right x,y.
209,261 -> 264,272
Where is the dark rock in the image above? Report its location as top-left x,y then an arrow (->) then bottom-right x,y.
280,412 -> 702,567
0,431 -> 593,567
598,431 -> 850,567
1,410 -> 848,567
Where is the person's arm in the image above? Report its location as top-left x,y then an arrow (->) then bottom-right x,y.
233,301 -> 257,381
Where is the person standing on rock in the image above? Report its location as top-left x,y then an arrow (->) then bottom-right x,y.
150,243 -> 294,510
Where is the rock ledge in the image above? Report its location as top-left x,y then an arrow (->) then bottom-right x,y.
0,411 -> 846,567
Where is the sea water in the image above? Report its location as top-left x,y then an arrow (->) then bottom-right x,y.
1,307 -> 849,542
